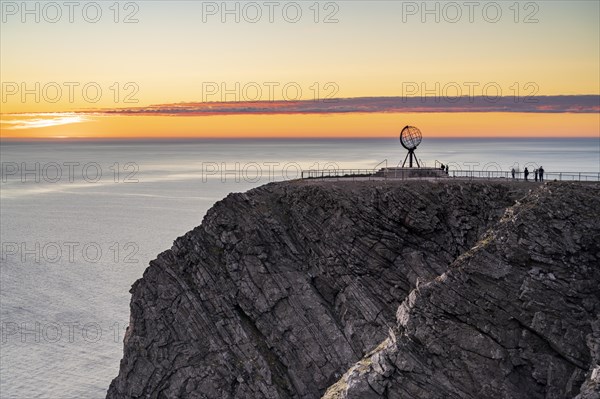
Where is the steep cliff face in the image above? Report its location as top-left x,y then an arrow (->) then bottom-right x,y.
323,183 -> 600,399
106,180 -> 599,399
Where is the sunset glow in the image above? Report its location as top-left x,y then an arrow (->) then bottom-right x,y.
2,112 -> 598,140
1,1 -> 599,139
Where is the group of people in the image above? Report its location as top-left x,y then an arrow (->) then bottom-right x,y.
439,163 -> 449,174
511,166 -> 545,182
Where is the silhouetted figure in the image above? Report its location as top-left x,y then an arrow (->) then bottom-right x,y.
445,165 -> 449,174
524,167 -> 529,181
511,168 -> 515,179
534,169 -> 538,182
440,163 -> 445,171
539,166 -> 544,182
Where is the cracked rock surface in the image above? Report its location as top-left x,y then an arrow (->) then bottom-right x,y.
323,182 -> 600,399
106,180 -> 599,399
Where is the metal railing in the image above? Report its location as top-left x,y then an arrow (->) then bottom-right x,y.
450,170 -> 600,182
301,169 -> 376,180
300,168 -> 600,182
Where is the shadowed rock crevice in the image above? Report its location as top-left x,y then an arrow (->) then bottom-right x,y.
233,304 -> 295,398
106,180 -> 598,398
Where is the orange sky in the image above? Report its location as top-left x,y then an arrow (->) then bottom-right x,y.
1,112 -> 598,139
1,1 -> 598,139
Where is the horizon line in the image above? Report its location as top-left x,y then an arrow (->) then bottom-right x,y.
2,136 -> 598,142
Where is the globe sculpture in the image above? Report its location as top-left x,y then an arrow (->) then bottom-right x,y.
400,125 -> 422,168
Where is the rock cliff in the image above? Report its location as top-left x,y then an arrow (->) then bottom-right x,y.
106,180 -> 600,399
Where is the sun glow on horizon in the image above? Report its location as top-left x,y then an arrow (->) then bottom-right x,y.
0,113 -> 89,130
1,112 -> 598,140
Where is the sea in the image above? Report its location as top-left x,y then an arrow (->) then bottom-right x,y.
1,138 -> 599,399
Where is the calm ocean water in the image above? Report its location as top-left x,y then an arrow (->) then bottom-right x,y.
1,138 -> 598,398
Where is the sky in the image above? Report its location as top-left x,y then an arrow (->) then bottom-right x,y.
1,0 -> 599,138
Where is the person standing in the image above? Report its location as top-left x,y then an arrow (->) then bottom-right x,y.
524,167 -> 529,181
539,166 -> 544,182
511,168 -> 516,179
534,169 -> 538,182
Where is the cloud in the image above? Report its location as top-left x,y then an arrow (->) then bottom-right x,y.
93,95 -> 600,116
2,97 -> 598,131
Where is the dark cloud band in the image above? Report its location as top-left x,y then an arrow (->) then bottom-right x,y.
93,95 -> 599,116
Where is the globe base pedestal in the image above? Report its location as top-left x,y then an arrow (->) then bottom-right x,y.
402,150 -> 420,168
